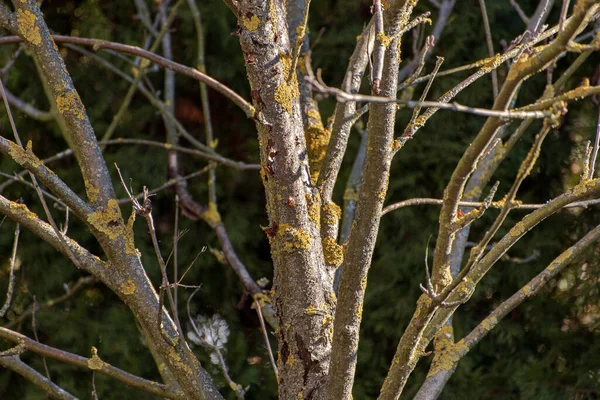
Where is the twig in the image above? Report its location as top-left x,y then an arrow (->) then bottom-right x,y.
31,296 -> 51,380
117,167 -> 210,205
0,223 -> 19,317
560,0 -> 571,32
0,171 -> 65,207
466,124 -> 551,270
432,222 -> 600,384
101,138 -> 260,170
398,0 -> 456,83
253,296 -> 278,381
478,0 -> 499,99
0,35 -> 256,118
399,19 -> 567,90
382,197 -> 600,215
316,18 -> 373,205
289,0 -> 311,85
114,165 -> 185,344
91,371 -> 98,400
406,56 -> 444,132
528,0 -> 553,34
0,78 -> 81,269
173,195 -> 180,323
133,0 -> 156,36
63,43 -> 218,156
0,355 -> 77,400
372,0 -> 385,94
4,276 -> 97,329
590,68 -> 600,177
186,0 -> 217,205
187,289 -> 245,399
398,35 -> 435,92
307,73 -> 550,119
0,327 -> 184,399
102,0 -> 183,145
0,88 -> 53,122
0,44 -> 23,76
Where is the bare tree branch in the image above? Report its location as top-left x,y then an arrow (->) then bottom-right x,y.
0,327 -> 186,399
0,34 -> 255,118
0,355 -> 77,400
0,222 -> 19,317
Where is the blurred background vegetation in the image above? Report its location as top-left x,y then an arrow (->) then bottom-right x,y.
0,0 -> 599,398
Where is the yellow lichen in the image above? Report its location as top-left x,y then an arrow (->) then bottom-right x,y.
274,80 -> 299,114
377,185 -> 388,201
274,52 -> 300,114
124,211 -> 138,255
84,179 -> 100,204
376,32 -> 392,47
229,382 -> 243,393
305,194 -> 320,225
307,109 -> 320,120
322,236 -> 343,266
396,34 -> 403,63
413,115 -> 427,129
481,53 -> 504,73
322,203 -> 341,226
16,9 -> 42,46
359,275 -> 368,291
242,14 -> 261,31
305,117 -> 331,184
355,300 -> 364,319
522,284 -> 533,296
56,92 -> 86,120
297,52 -> 308,75
344,187 -> 359,202
278,224 -> 312,252
286,353 -> 296,366
120,280 -> 136,295
455,276 -> 475,299
512,221 -> 527,237
202,202 -> 221,227
158,362 -> 166,374
328,290 -> 337,305
87,347 -> 107,370
306,305 -> 318,315
548,248 -> 573,271
480,316 -> 498,331
87,199 -> 125,240
252,293 -> 272,308
438,264 -> 453,287
427,339 -> 468,377
10,201 -> 38,220
169,347 -> 194,376
572,178 -> 598,197
210,248 -> 226,264
8,140 -> 41,168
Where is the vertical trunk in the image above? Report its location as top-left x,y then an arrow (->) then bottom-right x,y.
236,1 -> 335,398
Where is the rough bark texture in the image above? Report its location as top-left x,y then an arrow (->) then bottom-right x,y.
236,1 -> 335,398
327,1 -> 416,397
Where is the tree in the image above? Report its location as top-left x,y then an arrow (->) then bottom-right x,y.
0,0 -> 599,398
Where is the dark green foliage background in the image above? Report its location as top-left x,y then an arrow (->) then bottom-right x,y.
0,0 -> 599,398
